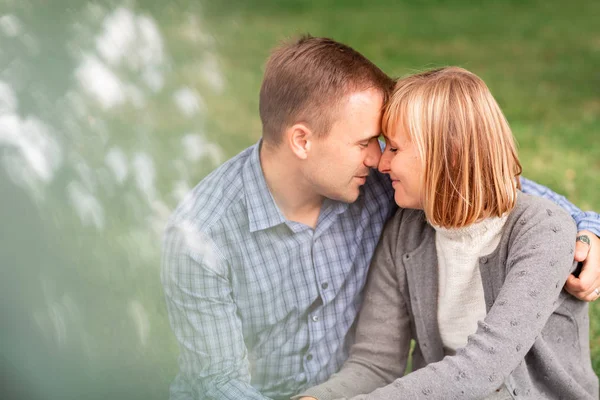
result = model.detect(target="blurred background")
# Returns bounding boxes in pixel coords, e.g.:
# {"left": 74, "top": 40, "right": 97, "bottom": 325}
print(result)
{"left": 0, "top": 0, "right": 598, "bottom": 399}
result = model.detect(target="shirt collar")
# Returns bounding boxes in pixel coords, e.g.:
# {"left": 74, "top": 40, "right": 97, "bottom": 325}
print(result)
{"left": 242, "top": 139, "right": 356, "bottom": 233}
{"left": 243, "top": 140, "right": 287, "bottom": 232}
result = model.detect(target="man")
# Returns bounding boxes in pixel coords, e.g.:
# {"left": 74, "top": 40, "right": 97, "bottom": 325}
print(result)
{"left": 161, "top": 35, "right": 600, "bottom": 400}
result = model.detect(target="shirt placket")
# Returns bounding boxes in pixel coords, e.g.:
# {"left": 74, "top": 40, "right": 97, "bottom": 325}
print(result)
{"left": 302, "top": 204, "right": 346, "bottom": 383}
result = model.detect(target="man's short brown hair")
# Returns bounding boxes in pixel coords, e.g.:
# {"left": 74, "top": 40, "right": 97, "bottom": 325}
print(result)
{"left": 259, "top": 35, "right": 394, "bottom": 145}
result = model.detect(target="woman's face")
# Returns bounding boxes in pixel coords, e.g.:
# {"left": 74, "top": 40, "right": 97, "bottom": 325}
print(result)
{"left": 378, "top": 127, "right": 424, "bottom": 209}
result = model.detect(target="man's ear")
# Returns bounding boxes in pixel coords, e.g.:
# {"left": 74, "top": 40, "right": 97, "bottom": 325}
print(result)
{"left": 286, "top": 123, "right": 314, "bottom": 160}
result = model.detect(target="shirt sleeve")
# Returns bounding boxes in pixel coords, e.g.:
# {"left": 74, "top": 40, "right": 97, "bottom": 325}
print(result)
{"left": 341, "top": 203, "right": 579, "bottom": 400}
{"left": 521, "top": 176, "right": 600, "bottom": 236}
{"left": 161, "top": 219, "right": 271, "bottom": 400}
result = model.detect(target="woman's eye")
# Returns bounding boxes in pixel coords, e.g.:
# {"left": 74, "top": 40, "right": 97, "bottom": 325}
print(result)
{"left": 359, "top": 142, "right": 369, "bottom": 148}
{"left": 388, "top": 146, "right": 398, "bottom": 153}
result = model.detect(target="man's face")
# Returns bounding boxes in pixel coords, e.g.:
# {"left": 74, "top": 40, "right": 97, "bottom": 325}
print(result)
{"left": 306, "top": 88, "right": 384, "bottom": 203}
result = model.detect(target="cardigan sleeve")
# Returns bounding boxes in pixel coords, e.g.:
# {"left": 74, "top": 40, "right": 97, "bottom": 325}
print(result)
{"left": 294, "top": 209, "right": 413, "bottom": 400}
{"left": 342, "top": 201, "right": 578, "bottom": 400}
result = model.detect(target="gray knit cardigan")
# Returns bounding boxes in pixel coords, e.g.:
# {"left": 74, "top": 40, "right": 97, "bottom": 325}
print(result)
{"left": 299, "top": 193, "right": 598, "bottom": 400}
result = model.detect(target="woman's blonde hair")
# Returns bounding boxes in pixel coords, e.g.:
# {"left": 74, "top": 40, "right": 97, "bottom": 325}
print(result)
{"left": 382, "top": 67, "right": 522, "bottom": 228}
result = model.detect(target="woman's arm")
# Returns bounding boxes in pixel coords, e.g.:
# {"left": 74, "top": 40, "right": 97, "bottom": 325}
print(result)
{"left": 294, "top": 210, "right": 413, "bottom": 400}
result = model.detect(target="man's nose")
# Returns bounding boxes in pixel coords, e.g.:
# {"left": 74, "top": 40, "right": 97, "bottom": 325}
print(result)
{"left": 364, "top": 139, "right": 382, "bottom": 169}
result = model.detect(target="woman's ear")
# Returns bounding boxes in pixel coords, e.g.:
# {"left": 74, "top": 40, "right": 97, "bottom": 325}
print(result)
{"left": 286, "top": 123, "right": 314, "bottom": 160}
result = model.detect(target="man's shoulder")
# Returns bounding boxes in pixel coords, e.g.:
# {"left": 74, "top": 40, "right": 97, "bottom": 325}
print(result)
{"left": 167, "top": 145, "right": 254, "bottom": 233}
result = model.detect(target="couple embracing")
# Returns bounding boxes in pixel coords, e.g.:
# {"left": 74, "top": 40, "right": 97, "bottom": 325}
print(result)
{"left": 162, "top": 35, "right": 600, "bottom": 399}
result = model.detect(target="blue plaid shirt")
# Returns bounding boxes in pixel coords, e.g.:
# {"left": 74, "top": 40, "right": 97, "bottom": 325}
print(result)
{"left": 161, "top": 141, "right": 600, "bottom": 400}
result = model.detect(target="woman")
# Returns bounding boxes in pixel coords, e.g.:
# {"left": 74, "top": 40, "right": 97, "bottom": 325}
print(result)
{"left": 296, "top": 67, "right": 598, "bottom": 399}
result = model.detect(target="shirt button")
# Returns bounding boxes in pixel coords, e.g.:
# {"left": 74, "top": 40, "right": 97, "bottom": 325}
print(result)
{"left": 311, "top": 315, "right": 319, "bottom": 322}
{"left": 321, "top": 282, "right": 329, "bottom": 290}
{"left": 306, "top": 353, "right": 313, "bottom": 361}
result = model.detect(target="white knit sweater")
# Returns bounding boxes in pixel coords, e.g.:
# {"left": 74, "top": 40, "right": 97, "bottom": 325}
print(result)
{"left": 434, "top": 215, "right": 508, "bottom": 354}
